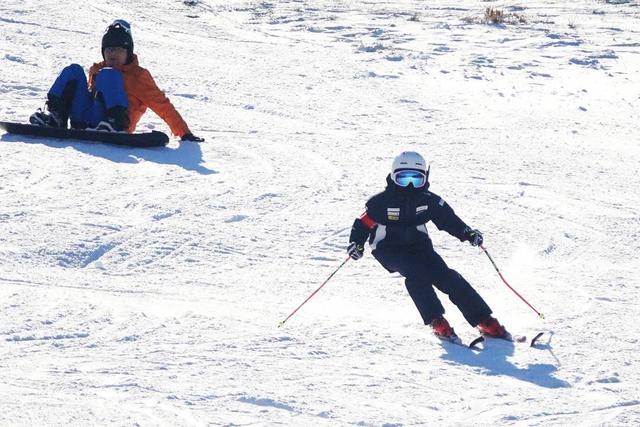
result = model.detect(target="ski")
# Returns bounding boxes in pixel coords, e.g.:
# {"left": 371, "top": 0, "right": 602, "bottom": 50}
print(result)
{"left": 438, "top": 334, "right": 484, "bottom": 350}
{"left": 468, "top": 335, "right": 485, "bottom": 348}
{"left": 530, "top": 331, "right": 544, "bottom": 347}
{"left": 505, "top": 332, "right": 528, "bottom": 343}
{"left": 482, "top": 331, "right": 545, "bottom": 347}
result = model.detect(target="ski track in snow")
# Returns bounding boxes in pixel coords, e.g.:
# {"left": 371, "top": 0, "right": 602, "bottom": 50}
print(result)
{"left": 1, "top": 0, "right": 639, "bottom": 425}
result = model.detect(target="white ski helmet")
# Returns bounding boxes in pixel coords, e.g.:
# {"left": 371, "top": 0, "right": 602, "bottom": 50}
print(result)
{"left": 391, "top": 151, "right": 429, "bottom": 187}
{"left": 391, "top": 151, "right": 426, "bottom": 173}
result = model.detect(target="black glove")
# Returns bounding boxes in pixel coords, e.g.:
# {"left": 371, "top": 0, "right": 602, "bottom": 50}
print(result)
{"left": 181, "top": 132, "right": 204, "bottom": 142}
{"left": 463, "top": 227, "right": 483, "bottom": 247}
{"left": 347, "top": 242, "right": 365, "bottom": 260}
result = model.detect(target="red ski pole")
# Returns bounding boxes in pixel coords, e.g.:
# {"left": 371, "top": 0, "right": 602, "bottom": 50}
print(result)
{"left": 278, "top": 256, "right": 351, "bottom": 327}
{"left": 480, "top": 244, "right": 545, "bottom": 319}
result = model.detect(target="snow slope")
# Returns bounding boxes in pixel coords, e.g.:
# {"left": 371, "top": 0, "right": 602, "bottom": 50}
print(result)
{"left": 1, "top": 0, "right": 639, "bottom": 425}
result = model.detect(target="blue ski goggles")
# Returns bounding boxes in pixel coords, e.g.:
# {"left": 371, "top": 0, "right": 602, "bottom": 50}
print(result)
{"left": 393, "top": 170, "right": 426, "bottom": 188}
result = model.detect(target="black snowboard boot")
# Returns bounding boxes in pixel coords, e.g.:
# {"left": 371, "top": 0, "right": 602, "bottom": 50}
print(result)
{"left": 29, "top": 79, "right": 77, "bottom": 128}
{"left": 92, "top": 106, "right": 129, "bottom": 132}
{"left": 29, "top": 95, "right": 68, "bottom": 128}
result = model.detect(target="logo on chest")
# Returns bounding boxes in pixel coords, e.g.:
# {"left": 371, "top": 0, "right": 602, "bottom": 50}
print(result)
{"left": 387, "top": 207, "right": 400, "bottom": 221}
{"left": 416, "top": 205, "right": 428, "bottom": 213}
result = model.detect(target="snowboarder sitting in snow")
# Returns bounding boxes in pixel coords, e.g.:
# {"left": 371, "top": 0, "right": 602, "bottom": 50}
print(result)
{"left": 347, "top": 151, "right": 507, "bottom": 339}
{"left": 29, "top": 19, "right": 202, "bottom": 141}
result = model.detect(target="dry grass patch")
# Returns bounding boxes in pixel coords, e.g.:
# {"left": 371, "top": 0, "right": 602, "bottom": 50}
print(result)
{"left": 464, "top": 7, "right": 527, "bottom": 25}
{"left": 484, "top": 7, "right": 505, "bottom": 23}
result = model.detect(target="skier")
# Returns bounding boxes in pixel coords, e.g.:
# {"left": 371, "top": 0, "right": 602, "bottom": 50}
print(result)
{"left": 29, "top": 19, "right": 202, "bottom": 141}
{"left": 347, "top": 151, "right": 507, "bottom": 339}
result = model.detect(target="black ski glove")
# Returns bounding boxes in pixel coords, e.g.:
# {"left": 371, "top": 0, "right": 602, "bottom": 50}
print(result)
{"left": 463, "top": 227, "right": 483, "bottom": 247}
{"left": 181, "top": 132, "right": 204, "bottom": 142}
{"left": 347, "top": 242, "right": 365, "bottom": 260}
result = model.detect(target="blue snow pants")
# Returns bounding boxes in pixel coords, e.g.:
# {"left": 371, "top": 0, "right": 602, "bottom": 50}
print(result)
{"left": 373, "top": 245, "right": 492, "bottom": 326}
{"left": 48, "top": 64, "right": 128, "bottom": 128}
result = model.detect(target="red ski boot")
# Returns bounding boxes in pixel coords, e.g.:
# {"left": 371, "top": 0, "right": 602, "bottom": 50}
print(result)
{"left": 430, "top": 317, "right": 456, "bottom": 338}
{"left": 477, "top": 316, "right": 507, "bottom": 338}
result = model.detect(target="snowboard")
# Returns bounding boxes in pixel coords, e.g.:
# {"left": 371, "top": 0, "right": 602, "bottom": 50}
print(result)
{"left": 0, "top": 121, "right": 169, "bottom": 148}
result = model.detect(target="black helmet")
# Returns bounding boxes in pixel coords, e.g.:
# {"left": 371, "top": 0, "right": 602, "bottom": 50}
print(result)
{"left": 101, "top": 20, "right": 134, "bottom": 63}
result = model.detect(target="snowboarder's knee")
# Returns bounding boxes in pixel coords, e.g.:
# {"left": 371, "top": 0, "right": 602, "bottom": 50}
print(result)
{"left": 61, "top": 63, "right": 85, "bottom": 78}
{"left": 95, "top": 67, "right": 124, "bottom": 84}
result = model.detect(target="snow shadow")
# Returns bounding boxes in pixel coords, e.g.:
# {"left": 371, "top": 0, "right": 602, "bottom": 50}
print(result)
{"left": 1, "top": 134, "right": 217, "bottom": 175}
{"left": 440, "top": 340, "right": 570, "bottom": 389}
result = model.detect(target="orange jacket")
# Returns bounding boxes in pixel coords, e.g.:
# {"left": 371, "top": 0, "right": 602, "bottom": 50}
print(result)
{"left": 88, "top": 55, "right": 190, "bottom": 137}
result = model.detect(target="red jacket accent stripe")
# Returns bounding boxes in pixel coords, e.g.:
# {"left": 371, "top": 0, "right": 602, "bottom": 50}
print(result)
{"left": 360, "top": 212, "right": 377, "bottom": 229}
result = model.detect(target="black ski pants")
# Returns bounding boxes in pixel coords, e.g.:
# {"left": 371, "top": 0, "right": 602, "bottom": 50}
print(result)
{"left": 373, "top": 245, "right": 492, "bottom": 326}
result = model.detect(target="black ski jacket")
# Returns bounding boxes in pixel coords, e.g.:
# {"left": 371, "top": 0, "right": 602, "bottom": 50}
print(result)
{"left": 349, "top": 175, "right": 470, "bottom": 253}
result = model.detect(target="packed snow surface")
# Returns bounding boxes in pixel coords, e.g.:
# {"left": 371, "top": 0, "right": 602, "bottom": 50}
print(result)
{"left": 1, "top": 0, "right": 639, "bottom": 425}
